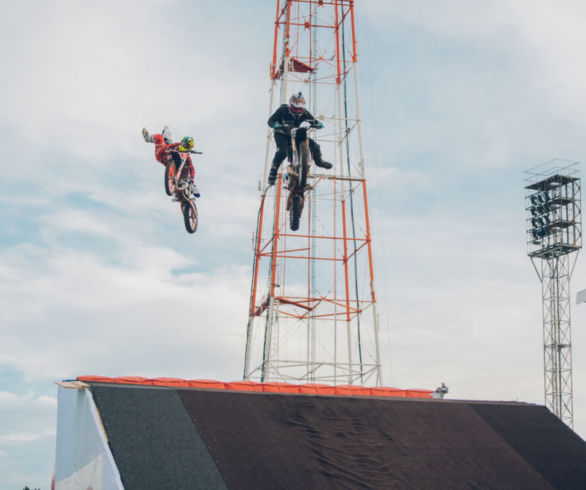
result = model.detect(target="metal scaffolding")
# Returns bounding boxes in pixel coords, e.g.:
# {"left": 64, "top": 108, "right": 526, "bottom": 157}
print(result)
{"left": 525, "top": 159, "right": 582, "bottom": 427}
{"left": 243, "top": 0, "right": 382, "bottom": 385}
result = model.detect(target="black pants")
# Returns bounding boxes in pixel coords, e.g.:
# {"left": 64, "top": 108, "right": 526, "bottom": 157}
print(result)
{"left": 272, "top": 132, "right": 322, "bottom": 168}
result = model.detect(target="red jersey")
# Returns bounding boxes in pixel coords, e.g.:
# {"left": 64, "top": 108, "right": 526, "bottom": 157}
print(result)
{"left": 152, "top": 134, "right": 195, "bottom": 180}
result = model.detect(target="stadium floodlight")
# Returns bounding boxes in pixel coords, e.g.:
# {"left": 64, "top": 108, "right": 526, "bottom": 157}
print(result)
{"left": 525, "top": 159, "right": 582, "bottom": 428}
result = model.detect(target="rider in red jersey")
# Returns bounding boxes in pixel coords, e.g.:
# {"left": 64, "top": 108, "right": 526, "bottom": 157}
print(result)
{"left": 142, "top": 126, "right": 199, "bottom": 196}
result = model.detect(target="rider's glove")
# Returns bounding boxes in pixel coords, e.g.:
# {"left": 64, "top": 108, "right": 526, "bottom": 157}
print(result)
{"left": 314, "top": 121, "right": 324, "bottom": 129}
{"left": 273, "top": 122, "right": 281, "bottom": 130}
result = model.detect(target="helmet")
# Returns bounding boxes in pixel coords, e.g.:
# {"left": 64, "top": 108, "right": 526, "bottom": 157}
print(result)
{"left": 179, "top": 136, "right": 194, "bottom": 152}
{"left": 288, "top": 92, "right": 306, "bottom": 115}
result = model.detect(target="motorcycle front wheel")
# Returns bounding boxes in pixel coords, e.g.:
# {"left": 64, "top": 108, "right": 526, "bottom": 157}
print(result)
{"left": 298, "top": 142, "right": 310, "bottom": 189}
{"left": 182, "top": 200, "right": 198, "bottom": 234}
{"left": 164, "top": 162, "right": 176, "bottom": 196}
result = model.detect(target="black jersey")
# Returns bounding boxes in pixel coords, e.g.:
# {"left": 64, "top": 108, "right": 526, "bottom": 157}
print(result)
{"left": 267, "top": 104, "right": 318, "bottom": 133}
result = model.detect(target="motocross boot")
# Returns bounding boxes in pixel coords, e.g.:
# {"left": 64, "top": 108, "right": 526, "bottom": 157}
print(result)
{"left": 315, "top": 160, "right": 333, "bottom": 170}
{"left": 162, "top": 125, "right": 173, "bottom": 144}
{"left": 268, "top": 161, "right": 281, "bottom": 186}
{"left": 142, "top": 127, "right": 153, "bottom": 143}
{"left": 313, "top": 149, "right": 333, "bottom": 169}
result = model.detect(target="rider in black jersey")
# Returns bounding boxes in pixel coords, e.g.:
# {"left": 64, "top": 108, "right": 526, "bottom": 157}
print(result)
{"left": 267, "top": 92, "right": 333, "bottom": 186}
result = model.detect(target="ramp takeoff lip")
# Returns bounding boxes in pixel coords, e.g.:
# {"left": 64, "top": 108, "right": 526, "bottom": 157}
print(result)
{"left": 76, "top": 375, "right": 434, "bottom": 398}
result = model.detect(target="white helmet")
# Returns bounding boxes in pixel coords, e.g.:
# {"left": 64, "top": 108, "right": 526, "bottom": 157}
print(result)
{"left": 288, "top": 92, "right": 306, "bottom": 115}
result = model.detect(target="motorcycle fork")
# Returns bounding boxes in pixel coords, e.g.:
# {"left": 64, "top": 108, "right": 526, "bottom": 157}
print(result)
{"left": 285, "top": 134, "right": 308, "bottom": 211}
{"left": 172, "top": 155, "right": 192, "bottom": 204}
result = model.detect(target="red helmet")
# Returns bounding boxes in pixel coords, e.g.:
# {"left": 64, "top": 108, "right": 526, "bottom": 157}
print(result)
{"left": 289, "top": 92, "right": 306, "bottom": 115}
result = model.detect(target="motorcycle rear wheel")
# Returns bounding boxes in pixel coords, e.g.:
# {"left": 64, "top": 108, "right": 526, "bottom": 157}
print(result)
{"left": 289, "top": 194, "right": 302, "bottom": 231}
{"left": 164, "top": 162, "right": 176, "bottom": 196}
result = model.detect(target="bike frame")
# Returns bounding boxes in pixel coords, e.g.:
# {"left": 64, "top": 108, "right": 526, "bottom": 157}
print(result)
{"left": 169, "top": 149, "right": 201, "bottom": 203}
{"left": 167, "top": 149, "right": 202, "bottom": 234}
{"left": 286, "top": 121, "right": 313, "bottom": 194}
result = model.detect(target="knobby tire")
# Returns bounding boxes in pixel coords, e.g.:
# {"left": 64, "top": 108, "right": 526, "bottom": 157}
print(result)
{"left": 288, "top": 143, "right": 309, "bottom": 231}
{"left": 183, "top": 200, "right": 198, "bottom": 234}
{"left": 290, "top": 194, "right": 302, "bottom": 231}
{"left": 164, "top": 162, "right": 176, "bottom": 196}
{"left": 299, "top": 142, "right": 310, "bottom": 189}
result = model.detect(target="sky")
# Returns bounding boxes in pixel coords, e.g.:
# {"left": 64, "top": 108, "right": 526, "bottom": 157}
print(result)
{"left": 1, "top": 0, "right": 586, "bottom": 487}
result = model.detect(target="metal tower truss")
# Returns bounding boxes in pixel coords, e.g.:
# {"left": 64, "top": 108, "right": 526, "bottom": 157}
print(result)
{"left": 525, "top": 159, "right": 582, "bottom": 427}
{"left": 244, "top": 0, "right": 382, "bottom": 385}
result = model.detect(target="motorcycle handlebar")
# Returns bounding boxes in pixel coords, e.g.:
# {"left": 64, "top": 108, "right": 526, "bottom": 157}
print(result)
{"left": 278, "top": 120, "right": 320, "bottom": 130}
{"left": 169, "top": 149, "right": 203, "bottom": 154}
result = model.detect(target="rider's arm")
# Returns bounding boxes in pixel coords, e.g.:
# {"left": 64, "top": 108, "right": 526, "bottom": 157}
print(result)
{"left": 302, "top": 110, "right": 322, "bottom": 127}
{"left": 188, "top": 157, "right": 195, "bottom": 180}
{"left": 267, "top": 105, "right": 288, "bottom": 128}
{"left": 303, "top": 109, "right": 314, "bottom": 122}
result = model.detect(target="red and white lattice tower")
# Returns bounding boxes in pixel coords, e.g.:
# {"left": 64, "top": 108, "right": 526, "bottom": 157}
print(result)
{"left": 244, "top": 0, "right": 381, "bottom": 385}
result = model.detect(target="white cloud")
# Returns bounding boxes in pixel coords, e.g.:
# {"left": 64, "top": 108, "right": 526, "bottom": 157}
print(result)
{"left": 370, "top": 204, "right": 586, "bottom": 431}
{"left": 359, "top": 1, "right": 586, "bottom": 172}
{"left": 0, "top": 431, "right": 54, "bottom": 444}
{"left": 0, "top": 391, "right": 56, "bottom": 408}
{"left": 365, "top": 165, "right": 433, "bottom": 193}
{"left": 0, "top": 236, "right": 250, "bottom": 381}
{"left": 0, "top": 1, "right": 270, "bottom": 177}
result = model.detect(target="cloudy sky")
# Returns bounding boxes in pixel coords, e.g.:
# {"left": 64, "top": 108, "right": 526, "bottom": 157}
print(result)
{"left": 2, "top": 0, "right": 586, "bottom": 487}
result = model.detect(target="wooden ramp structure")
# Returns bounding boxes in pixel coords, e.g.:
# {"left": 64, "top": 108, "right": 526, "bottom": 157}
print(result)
{"left": 54, "top": 377, "right": 586, "bottom": 489}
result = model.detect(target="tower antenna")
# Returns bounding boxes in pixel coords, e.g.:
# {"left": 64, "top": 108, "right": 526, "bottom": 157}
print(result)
{"left": 244, "top": 0, "right": 381, "bottom": 385}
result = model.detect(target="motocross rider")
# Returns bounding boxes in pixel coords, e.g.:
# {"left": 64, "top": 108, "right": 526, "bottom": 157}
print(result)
{"left": 142, "top": 126, "right": 200, "bottom": 197}
{"left": 267, "top": 92, "right": 333, "bottom": 186}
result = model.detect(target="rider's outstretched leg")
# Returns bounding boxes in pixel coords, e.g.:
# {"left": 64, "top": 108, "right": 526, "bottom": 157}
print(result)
{"left": 152, "top": 134, "right": 174, "bottom": 168}
{"left": 142, "top": 128, "right": 153, "bottom": 143}
{"left": 162, "top": 126, "right": 173, "bottom": 144}
{"left": 309, "top": 139, "right": 333, "bottom": 169}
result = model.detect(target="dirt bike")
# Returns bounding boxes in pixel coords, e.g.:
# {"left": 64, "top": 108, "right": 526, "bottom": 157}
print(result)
{"left": 164, "top": 149, "right": 202, "bottom": 234}
{"left": 281, "top": 120, "right": 320, "bottom": 231}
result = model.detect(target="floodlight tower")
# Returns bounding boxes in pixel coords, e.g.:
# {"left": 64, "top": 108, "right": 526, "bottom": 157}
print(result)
{"left": 525, "top": 159, "right": 582, "bottom": 427}
{"left": 243, "top": 0, "right": 382, "bottom": 385}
